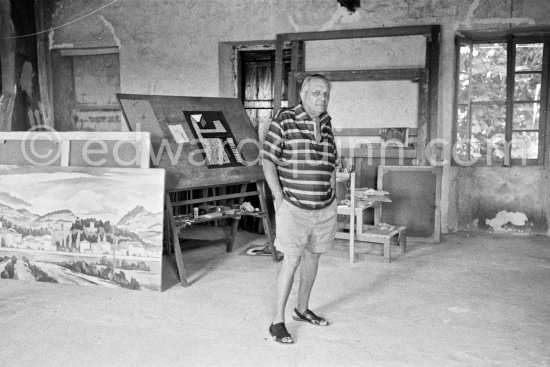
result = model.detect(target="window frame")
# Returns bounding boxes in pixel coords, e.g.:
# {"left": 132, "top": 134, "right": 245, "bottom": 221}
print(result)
{"left": 453, "top": 33, "right": 550, "bottom": 166}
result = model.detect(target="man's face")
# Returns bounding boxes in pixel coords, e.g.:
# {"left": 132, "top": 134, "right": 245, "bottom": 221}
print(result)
{"left": 300, "top": 78, "right": 330, "bottom": 119}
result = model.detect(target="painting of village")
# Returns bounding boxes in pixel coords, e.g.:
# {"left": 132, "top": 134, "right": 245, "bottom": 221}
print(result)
{"left": 0, "top": 165, "right": 165, "bottom": 291}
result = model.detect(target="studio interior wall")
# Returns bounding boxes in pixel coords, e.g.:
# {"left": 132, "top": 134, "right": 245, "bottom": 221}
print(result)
{"left": 42, "top": 0, "right": 550, "bottom": 235}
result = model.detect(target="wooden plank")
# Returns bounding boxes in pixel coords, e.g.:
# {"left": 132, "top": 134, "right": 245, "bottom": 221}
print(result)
{"left": 218, "top": 42, "right": 237, "bottom": 98}
{"left": 51, "top": 50, "right": 75, "bottom": 131}
{"left": 288, "top": 73, "right": 297, "bottom": 107}
{"left": 292, "top": 69, "right": 423, "bottom": 82}
{"left": 353, "top": 157, "right": 361, "bottom": 184}
{"left": 334, "top": 128, "right": 419, "bottom": 136}
{"left": 433, "top": 166, "right": 442, "bottom": 243}
{"left": 139, "top": 135, "right": 151, "bottom": 168}
{"left": 459, "top": 27, "right": 550, "bottom": 41}
{"left": 334, "top": 128, "right": 380, "bottom": 136}
{"left": 171, "top": 190, "right": 260, "bottom": 206}
{"left": 356, "top": 231, "right": 400, "bottom": 242}
{"left": 339, "top": 147, "right": 417, "bottom": 159}
{"left": 35, "top": 0, "right": 54, "bottom": 128}
{"left": 0, "top": 131, "right": 150, "bottom": 140}
{"left": 417, "top": 69, "right": 429, "bottom": 164}
{"left": 226, "top": 184, "right": 248, "bottom": 252}
{"left": 337, "top": 204, "right": 375, "bottom": 216}
{"left": 426, "top": 26, "right": 441, "bottom": 143}
{"left": 164, "top": 204, "right": 173, "bottom": 255}
{"left": 60, "top": 139, "right": 70, "bottom": 167}
{"left": 0, "top": 132, "right": 151, "bottom": 169}
{"left": 273, "top": 36, "right": 285, "bottom": 113}
{"left": 278, "top": 25, "right": 436, "bottom": 42}
{"left": 58, "top": 47, "right": 119, "bottom": 56}
{"left": 288, "top": 42, "right": 299, "bottom": 106}
{"left": 505, "top": 35, "right": 515, "bottom": 166}
{"left": 349, "top": 172, "right": 355, "bottom": 263}
{"left": 543, "top": 42, "right": 550, "bottom": 233}
{"left": 166, "top": 194, "right": 188, "bottom": 287}
{"left": 257, "top": 180, "right": 279, "bottom": 262}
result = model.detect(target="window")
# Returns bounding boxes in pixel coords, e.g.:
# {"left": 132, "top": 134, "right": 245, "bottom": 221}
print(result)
{"left": 455, "top": 36, "right": 548, "bottom": 165}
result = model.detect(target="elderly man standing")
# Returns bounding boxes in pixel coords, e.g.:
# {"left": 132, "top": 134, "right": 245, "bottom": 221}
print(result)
{"left": 262, "top": 74, "right": 338, "bottom": 344}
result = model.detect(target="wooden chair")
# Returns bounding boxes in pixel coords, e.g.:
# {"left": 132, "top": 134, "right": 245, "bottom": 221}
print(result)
{"left": 335, "top": 171, "right": 406, "bottom": 263}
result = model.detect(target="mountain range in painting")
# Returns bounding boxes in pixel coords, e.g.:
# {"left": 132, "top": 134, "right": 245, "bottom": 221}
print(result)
{"left": 0, "top": 199, "right": 160, "bottom": 235}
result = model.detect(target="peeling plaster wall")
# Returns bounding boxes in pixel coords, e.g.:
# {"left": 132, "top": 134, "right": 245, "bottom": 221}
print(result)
{"left": 455, "top": 167, "right": 548, "bottom": 234}
{"left": 42, "top": 0, "right": 550, "bottom": 235}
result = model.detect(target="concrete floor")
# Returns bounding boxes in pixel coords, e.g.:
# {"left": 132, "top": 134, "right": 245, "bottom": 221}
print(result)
{"left": 0, "top": 230, "right": 549, "bottom": 367}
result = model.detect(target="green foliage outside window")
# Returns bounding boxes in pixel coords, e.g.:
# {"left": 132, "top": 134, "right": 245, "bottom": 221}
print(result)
{"left": 456, "top": 40, "right": 545, "bottom": 164}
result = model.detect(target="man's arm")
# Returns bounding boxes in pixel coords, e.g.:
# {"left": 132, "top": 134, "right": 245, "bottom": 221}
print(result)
{"left": 262, "top": 159, "right": 284, "bottom": 211}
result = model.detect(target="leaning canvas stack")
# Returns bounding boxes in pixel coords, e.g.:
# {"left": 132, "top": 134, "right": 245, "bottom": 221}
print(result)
{"left": 0, "top": 132, "right": 166, "bottom": 291}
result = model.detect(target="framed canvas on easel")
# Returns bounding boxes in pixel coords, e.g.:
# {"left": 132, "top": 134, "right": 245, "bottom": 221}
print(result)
{"left": 117, "top": 93, "right": 277, "bottom": 287}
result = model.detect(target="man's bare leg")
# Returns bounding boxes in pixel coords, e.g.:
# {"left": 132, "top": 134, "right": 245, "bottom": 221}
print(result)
{"left": 296, "top": 249, "right": 321, "bottom": 313}
{"left": 273, "top": 254, "right": 301, "bottom": 324}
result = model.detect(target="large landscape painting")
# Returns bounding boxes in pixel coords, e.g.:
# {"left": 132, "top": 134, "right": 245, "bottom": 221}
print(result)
{"left": 0, "top": 165, "right": 165, "bottom": 291}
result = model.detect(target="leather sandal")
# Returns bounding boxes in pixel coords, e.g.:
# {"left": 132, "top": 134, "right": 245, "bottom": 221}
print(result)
{"left": 269, "top": 322, "right": 294, "bottom": 344}
{"left": 293, "top": 308, "right": 329, "bottom": 326}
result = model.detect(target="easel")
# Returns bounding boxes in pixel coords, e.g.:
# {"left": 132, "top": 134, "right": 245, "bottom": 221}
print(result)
{"left": 117, "top": 93, "right": 279, "bottom": 288}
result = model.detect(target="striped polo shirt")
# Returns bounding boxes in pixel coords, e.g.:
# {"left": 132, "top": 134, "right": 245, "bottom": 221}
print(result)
{"left": 262, "top": 104, "right": 338, "bottom": 210}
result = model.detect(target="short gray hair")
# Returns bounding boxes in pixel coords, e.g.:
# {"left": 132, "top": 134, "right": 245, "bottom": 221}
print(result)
{"left": 300, "top": 74, "right": 332, "bottom": 94}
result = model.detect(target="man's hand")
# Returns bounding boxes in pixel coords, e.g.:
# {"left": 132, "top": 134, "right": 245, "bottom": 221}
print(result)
{"left": 274, "top": 194, "right": 283, "bottom": 212}
{"left": 263, "top": 159, "right": 285, "bottom": 213}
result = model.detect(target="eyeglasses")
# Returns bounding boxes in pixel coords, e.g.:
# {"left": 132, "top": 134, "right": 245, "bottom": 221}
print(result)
{"left": 311, "top": 91, "right": 330, "bottom": 98}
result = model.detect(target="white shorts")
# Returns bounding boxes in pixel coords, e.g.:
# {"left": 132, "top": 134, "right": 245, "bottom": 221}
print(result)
{"left": 274, "top": 199, "right": 337, "bottom": 256}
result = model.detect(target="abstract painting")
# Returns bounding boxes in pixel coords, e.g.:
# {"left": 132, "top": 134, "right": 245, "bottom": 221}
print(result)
{"left": 183, "top": 111, "right": 245, "bottom": 168}
{"left": 0, "top": 165, "right": 165, "bottom": 291}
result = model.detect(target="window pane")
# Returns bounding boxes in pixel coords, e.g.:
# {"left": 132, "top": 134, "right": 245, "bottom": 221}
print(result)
{"left": 471, "top": 104, "right": 506, "bottom": 161}
{"left": 458, "top": 73, "right": 470, "bottom": 102}
{"left": 514, "top": 73, "right": 541, "bottom": 100}
{"left": 512, "top": 132, "right": 539, "bottom": 159}
{"left": 513, "top": 103, "right": 540, "bottom": 130}
{"left": 515, "top": 43, "right": 543, "bottom": 72}
{"left": 470, "top": 43, "right": 507, "bottom": 101}
{"left": 459, "top": 45, "right": 471, "bottom": 73}
{"left": 455, "top": 142, "right": 469, "bottom": 161}
{"left": 456, "top": 105, "right": 469, "bottom": 161}
{"left": 457, "top": 105, "right": 469, "bottom": 140}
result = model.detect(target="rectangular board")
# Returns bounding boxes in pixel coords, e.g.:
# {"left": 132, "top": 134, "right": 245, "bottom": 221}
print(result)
{"left": 117, "top": 94, "right": 264, "bottom": 191}
{"left": 0, "top": 132, "right": 150, "bottom": 168}
{"left": 377, "top": 165, "right": 441, "bottom": 243}
{"left": 0, "top": 165, "right": 165, "bottom": 291}
{"left": 328, "top": 80, "right": 419, "bottom": 129}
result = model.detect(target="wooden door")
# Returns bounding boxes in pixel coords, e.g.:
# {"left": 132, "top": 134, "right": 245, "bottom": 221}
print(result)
{"left": 239, "top": 50, "right": 291, "bottom": 142}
